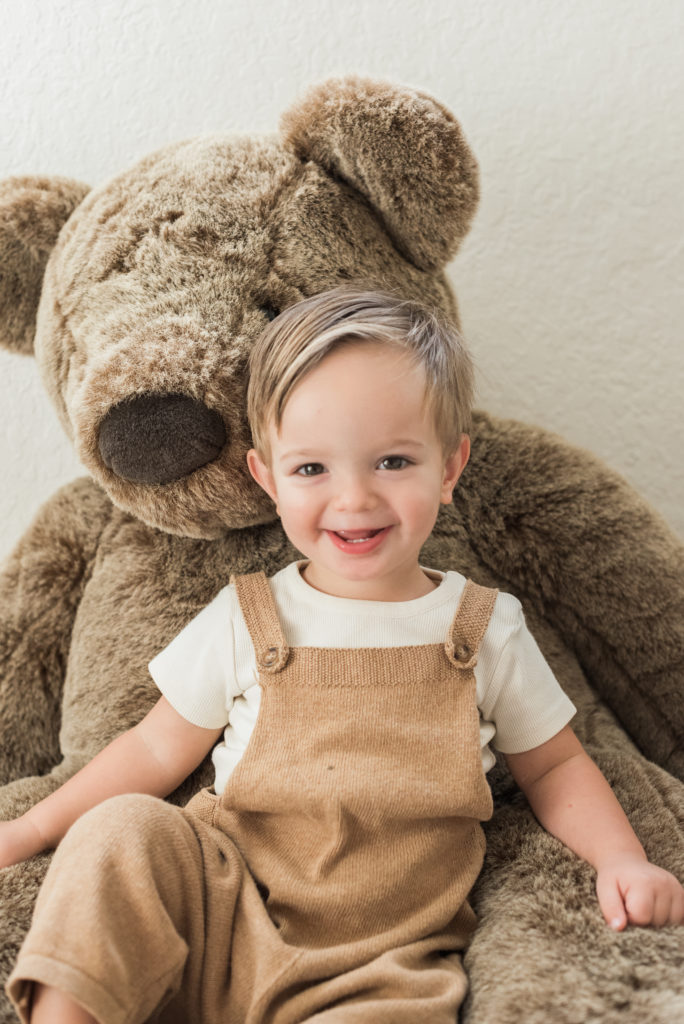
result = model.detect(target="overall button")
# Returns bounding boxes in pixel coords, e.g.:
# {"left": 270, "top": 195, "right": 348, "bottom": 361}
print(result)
{"left": 257, "top": 644, "right": 289, "bottom": 672}
{"left": 454, "top": 643, "right": 472, "bottom": 663}
{"left": 446, "top": 638, "right": 476, "bottom": 667}
{"left": 260, "top": 647, "right": 278, "bottom": 667}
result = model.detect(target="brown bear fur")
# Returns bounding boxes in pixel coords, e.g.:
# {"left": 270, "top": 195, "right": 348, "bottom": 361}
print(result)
{"left": 0, "top": 76, "right": 682, "bottom": 1022}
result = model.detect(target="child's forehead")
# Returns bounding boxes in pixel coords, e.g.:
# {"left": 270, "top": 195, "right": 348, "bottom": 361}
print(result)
{"left": 290, "top": 346, "right": 425, "bottom": 408}
{"left": 296, "top": 340, "right": 425, "bottom": 395}
{"left": 274, "top": 356, "right": 435, "bottom": 446}
{"left": 259, "top": 339, "right": 440, "bottom": 460}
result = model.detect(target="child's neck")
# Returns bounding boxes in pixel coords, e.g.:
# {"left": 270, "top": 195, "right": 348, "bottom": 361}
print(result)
{"left": 300, "top": 562, "right": 439, "bottom": 602}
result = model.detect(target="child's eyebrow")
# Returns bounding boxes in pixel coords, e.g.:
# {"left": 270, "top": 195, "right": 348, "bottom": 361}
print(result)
{"left": 279, "top": 449, "right": 321, "bottom": 460}
{"left": 384, "top": 439, "right": 427, "bottom": 449}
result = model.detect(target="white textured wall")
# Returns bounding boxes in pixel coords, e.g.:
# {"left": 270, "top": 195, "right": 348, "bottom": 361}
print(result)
{"left": 1, "top": 0, "right": 682, "bottom": 563}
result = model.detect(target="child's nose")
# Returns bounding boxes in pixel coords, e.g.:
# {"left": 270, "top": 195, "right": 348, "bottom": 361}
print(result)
{"left": 333, "top": 474, "right": 377, "bottom": 512}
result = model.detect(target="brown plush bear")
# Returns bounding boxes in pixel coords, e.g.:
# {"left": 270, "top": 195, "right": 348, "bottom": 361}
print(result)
{"left": 0, "top": 76, "right": 682, "bottom": 1022}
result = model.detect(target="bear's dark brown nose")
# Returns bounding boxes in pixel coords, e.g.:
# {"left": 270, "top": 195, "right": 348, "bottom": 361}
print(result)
{"left": 98, "top": 394, "right": 227, "bottom": 485}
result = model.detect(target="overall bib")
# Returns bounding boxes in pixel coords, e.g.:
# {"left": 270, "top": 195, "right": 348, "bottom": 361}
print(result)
{"left": 8, "top": 573, "right": 496, "bottom": 1024}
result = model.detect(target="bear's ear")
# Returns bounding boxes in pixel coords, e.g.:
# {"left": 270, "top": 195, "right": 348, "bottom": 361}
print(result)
{"left": 280, "top": 76, "right": 479, "bottom": 272}
{"left": 0, "top": 175, "right": 90, "bottom": 355}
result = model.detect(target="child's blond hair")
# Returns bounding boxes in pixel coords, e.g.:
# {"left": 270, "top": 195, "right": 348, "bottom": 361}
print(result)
{"left": 247, "top": 287, "right": 474, "bottom": 459}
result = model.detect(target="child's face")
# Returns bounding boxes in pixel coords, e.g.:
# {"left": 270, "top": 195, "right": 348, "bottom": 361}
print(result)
{"left": 247, "top": 343, "right": 469, "bottom": 601}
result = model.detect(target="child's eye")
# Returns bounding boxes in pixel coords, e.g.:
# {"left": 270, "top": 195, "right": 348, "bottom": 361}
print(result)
{"left": 295, "top": 463, "right": 325, "bottom": 477}
{"left": 378, "top": 456, "right": 411, "bottom": 471}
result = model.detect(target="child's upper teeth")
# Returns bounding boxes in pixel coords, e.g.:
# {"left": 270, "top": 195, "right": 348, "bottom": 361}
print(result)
{"left": 337, "top": 530, "right": 379, "bottom": 542}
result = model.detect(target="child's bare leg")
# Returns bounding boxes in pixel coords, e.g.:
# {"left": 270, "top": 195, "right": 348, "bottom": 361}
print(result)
{"left": 30, "top": 983, "right": 98, "bottom": 1024}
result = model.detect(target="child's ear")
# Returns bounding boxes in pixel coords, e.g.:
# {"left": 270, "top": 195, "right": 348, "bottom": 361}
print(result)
{"left": 440, "top": 435, "right": 470, "bottom": 503}
{"left": 247, "top": 449, "right": 278, "bottom": 505}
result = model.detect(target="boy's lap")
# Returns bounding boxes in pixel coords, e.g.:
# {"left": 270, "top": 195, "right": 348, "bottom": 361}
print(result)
{"left": 43, "top": 795, "right": 469, "bottom": 1023}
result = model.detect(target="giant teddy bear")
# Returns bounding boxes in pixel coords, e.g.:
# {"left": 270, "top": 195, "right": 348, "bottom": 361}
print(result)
{"left": 0, "top": 76, "right": 683, "bottom": 1023}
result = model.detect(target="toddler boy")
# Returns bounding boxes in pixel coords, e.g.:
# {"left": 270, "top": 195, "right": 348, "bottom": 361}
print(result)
{"left": 3, "top": 288, "right": 683, "bottom": 1024}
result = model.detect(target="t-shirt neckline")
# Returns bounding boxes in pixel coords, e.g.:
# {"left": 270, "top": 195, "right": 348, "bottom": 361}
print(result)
{"left": 281, "top": 560, "right": 462, "bottom": 619}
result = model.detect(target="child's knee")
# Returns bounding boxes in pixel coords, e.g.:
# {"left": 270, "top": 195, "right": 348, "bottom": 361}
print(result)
{"left": 57, "top": 793, "right": 182, "bottom": 864}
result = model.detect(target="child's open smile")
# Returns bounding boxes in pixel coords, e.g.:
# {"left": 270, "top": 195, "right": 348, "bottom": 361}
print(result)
{"left": 248, "top": 341, "right": 469, "bottom": 601}
{"left": 326, "top": 526, "right": 392, "bottom": 554}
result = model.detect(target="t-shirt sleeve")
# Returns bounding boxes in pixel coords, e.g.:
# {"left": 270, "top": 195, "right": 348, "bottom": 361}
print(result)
{"left": 148, "top": 588, "right": 237, "bottom": 729}
{"left": 480, "top": 597, "right": 576, "bottom": 754}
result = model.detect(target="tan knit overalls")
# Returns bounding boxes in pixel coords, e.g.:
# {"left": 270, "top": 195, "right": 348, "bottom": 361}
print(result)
{"left": 8, "top": 573, "right": 496, "bottom": 1024}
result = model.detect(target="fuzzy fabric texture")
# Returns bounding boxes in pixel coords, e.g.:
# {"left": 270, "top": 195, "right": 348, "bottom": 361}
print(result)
{"left": 0, "top": 76, "right": 682, "bottom": 1022}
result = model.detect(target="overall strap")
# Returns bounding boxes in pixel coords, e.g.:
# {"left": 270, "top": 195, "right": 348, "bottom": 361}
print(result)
{"left": 231, "top": 572, "right": 290, "bottom": 673}
{"left": 445, "top": 579, "right": 498, "bottom": 670}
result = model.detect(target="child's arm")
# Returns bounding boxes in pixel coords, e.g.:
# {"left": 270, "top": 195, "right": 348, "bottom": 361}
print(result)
{"left": 505, "top": 725, "right": 684, "bottom": 930}
{"left": 0, "top": 696, "right": 223, "bottom": 869}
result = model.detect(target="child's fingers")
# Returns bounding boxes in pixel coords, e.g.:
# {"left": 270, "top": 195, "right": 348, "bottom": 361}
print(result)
{"left": 670, "top": 887, "right": 684, "bottom": 926}
{"left": 624, "top": 884, "right": 655, "bottom": 927}
{"left": 598, "top": 864, "right": 684, "bottom": 929}
{"left": 649, "top": 888, "right": 674, "bottom": 929}
{"left": 625, "top": 878, "right": 684, "bottom": 927}
{"left": 658, "top": 882, "right": 684, "bottom": 927}
{"left": 596, "top": 873, "right": 627, "bottom": 930}
{"left": 655, "top": 883, "right": 684, "bottom": 927}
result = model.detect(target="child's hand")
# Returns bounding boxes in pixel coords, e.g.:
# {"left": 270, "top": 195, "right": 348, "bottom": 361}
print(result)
{"left": 507, "top": 729, "right": 684, "bottom": 932}
{"left": 596, "top": 854, "right": 684, "bottom": 930}
{"left": 0, "top": 816, "right": 44, "bottom": 870}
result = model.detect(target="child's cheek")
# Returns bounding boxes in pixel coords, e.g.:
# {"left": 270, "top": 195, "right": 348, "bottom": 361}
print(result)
{"left": 281, "top": 482, "right": 318, "bottom": 516}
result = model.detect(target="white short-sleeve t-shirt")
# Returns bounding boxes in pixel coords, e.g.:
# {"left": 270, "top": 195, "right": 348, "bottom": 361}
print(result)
{"left": 149, "top": 562, "right": 576, "bottom": 795}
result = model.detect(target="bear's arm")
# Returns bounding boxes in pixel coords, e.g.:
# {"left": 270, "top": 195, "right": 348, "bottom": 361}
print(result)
{"left": 457, "top": 411, "right": 684, "bottom": 780}
{"left": 0, "top": 478, "right": 113, "bottom": 785}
